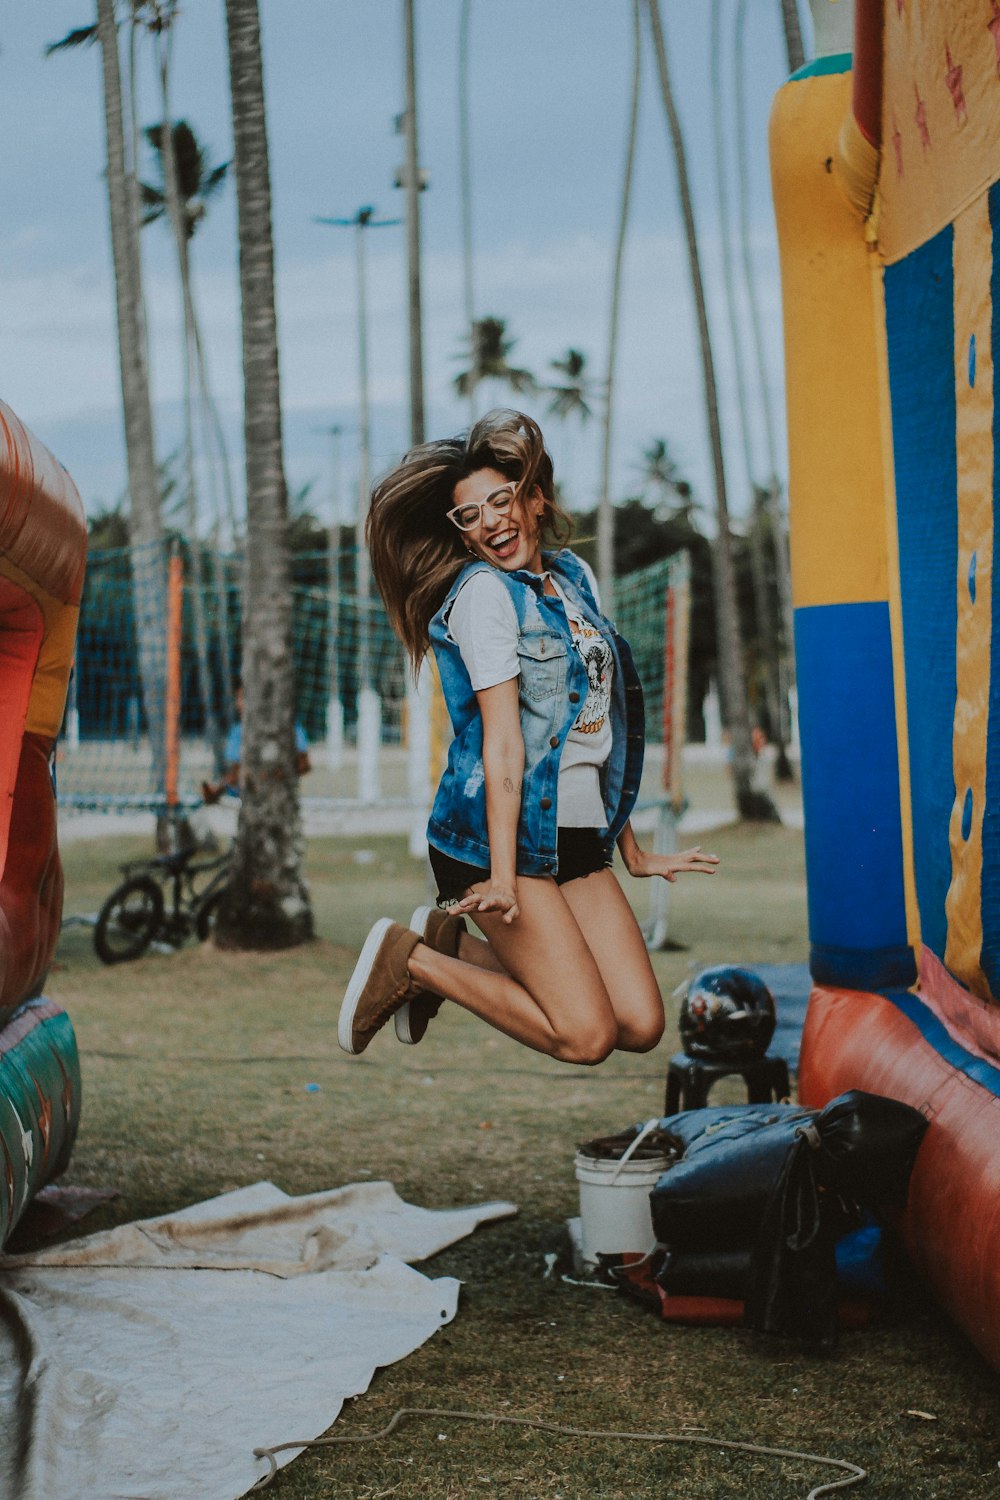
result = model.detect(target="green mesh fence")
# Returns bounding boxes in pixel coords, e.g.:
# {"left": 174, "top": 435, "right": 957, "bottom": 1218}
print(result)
{"left": 613, "top": 553, "right": 684, "bottom": 748}
{"left": 57, "top": 544, "right": 682, "bottom": 812}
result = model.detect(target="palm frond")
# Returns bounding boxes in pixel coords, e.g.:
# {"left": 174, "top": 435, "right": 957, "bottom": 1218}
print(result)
{"left": 547, "top": 387, "right": 592, "bottom": 421}
{"left": 44, "top": 25, "right": 98, "bottom": 56}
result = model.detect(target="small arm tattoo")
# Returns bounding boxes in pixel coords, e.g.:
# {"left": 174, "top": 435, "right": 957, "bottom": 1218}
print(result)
{"left": 502, "top": 776, "right": 522, "bottom": 794}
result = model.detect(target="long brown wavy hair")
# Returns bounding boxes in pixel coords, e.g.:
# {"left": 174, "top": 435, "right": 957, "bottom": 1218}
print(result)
{"left": 367, "top": 410, "right": 573, "bottom": 668}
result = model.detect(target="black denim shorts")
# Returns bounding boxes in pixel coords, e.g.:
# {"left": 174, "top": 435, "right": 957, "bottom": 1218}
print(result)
{"left": 428, "top": 827, "right": 613, "bottom": 905}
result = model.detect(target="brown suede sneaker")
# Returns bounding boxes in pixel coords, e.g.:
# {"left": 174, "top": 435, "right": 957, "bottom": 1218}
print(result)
{"left": 394, "top": 905, "right": 467, "bottom": 1044}
{"left": 338, "top": 918, "right": 422, "bottom": 1055}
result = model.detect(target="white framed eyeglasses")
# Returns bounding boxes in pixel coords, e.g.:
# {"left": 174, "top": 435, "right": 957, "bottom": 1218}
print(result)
{"left": 446, "top": 483, "right": 517, "bottom": 532}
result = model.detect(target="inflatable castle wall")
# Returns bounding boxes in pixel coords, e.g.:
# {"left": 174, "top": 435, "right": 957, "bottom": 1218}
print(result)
{"left": 0, "top": 403, "right": 86, "bottom": 1245}
{"left": 771, "top": 0, "right": 1000, "bottom": 1367}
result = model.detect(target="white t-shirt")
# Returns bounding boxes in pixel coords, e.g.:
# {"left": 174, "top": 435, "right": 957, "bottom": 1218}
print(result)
{"left": 447, "top": 561, "right": 613, "bottom": 827}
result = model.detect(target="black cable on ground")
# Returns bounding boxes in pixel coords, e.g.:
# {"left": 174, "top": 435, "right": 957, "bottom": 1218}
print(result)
{"left": 250, "top": 1404, "right": 867, "bottom": 1498}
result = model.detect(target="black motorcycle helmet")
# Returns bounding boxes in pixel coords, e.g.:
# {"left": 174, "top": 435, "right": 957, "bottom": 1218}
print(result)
{"left": 679, "top": 966, "right": 776, "bottom": 1061}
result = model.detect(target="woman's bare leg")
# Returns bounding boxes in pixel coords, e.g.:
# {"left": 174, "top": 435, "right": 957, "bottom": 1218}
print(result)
{"left": 408, "top": 875, "right": 618, "bottom": 1064}
{"left": 454, "top": 923, "right": 506, "bottom": 973}
{"left": 558, "top": 868, "right": 664, "bottom": 1052}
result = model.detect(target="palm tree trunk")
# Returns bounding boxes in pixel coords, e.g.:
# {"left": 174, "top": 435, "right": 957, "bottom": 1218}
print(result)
{"left": 779, "top": 0, "right": 806, "bottom": 74}
{"left": 736, "top": 0, "right": 796, "bottom": 776}
{"left": 458, "top": 0, "right": 477, "bottom": 426}
{"left": 96, "top": 0, "right": 169, "bottom": 814}
{"left": 711, "top": 0, "right": 785, "bottom": 768}
{"left": 598, "top": 0, "right": 642, "bottom": 616}
{"left": 156, "top": 31, "right": 224, "bottom": 774}
{"left": 402, "top": 0, "right": 425, "bottom": 447}
{"left": 187, "top": 274, "right": 239, "bottom": 729}
{"left": 645, "top": 0, "right": 778, "bottom": 820}
{"left": 218, "top": 0, "right": 312, "bottom": 948}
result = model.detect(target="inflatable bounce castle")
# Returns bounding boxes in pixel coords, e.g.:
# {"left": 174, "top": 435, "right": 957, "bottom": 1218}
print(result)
{"left": 0, "top": 402, "right": 85, "bottom": 1246}
{"left": 772, "top": 0, "right": 1000, "bottom": 1367}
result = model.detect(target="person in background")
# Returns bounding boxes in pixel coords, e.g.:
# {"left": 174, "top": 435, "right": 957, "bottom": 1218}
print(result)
{"left": 338, "top": 410, "right": 718, "bottom": 1062}
{"left": 201, "top": 676, "right": 311, "bottom": 804}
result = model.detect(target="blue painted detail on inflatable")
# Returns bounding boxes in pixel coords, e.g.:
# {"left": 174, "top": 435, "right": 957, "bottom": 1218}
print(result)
{"left": 789, "top": 52, "right": 851, "bottom": 81}
{"left": 795, "top": 601, "right": 912, "bottom": 989}
{"left": 885, "top": 226, "right": 957, "bottom": 965}
{"left": 969, "top": 333, "right": 977, "bottom": 388}
{"left": 883, "top": 988, "right": 1000, "bottom": 1099}
{"left": 969, "top": 550, "right": 977, "bottom": 603}
{"left": 810, "top": 941, "right": 916, "bottom": 992}
{"left": 981, "top": 180, "right": 1000, "bottom": 997}
{"left": 962, "top": 787, "right": 973, "bottom": 841}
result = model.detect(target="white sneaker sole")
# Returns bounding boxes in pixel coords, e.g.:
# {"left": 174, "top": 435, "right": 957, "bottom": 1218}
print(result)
{"left": 394, "top": 905, "right": 433, "bottom": 1044}
{"left": 338, "top": 916, "right": 395, "bottom": 1054}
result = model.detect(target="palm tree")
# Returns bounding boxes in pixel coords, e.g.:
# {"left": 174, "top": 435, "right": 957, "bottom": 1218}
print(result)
{"left": 598, "top": 0, "right": 642, "bottom": 613}
{"left": 735, "top": 0, "right": 796, "bottom": 775}
{"left": 548, "top": 348, "right": 596, "bottom": 503}
{"left": 454, "top": 316, "right": 536, "bottom": 405}
{"left": 142, "top": 115, "right": 233, "bottom": 541}
{"left": 710, "top": 0, "right": 788, "bottom": 777}
{"left": 547, "top": 349, "right": 596, "bottom": 424}
{"left": 142, "top": 111, "right": 237, "bottom": 739}
{"left": 216, "top": 0, "right": 312, "bottom": 948}
{"left": 144, "top": 106, "right": 222, "bottom": 776}
{"left": 645, "top": 0, "right": 777, "bottom": 820}
{"left": 141, "top": 120, "right": 229, "bottom": 238}
{"left": 457, "top": 0, "right": 477, "bottom": 425}
{"left": 639, "top": 438, "right": 699, "bottom": 524}
{"left": 90, "top": 0, "right": 171, "bottom": 827}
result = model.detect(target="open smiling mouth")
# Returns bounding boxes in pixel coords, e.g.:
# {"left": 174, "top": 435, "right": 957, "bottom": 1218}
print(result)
{"left": 485, "top": 529, "right": 518, "bottom": 558}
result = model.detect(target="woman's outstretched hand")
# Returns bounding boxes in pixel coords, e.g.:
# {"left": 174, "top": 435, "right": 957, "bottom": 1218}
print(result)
{"left": 624, "top": 844, "right": 720, "bottom": 882}
{"left": 454, "top": 879, "right": 520, "bottom": 924}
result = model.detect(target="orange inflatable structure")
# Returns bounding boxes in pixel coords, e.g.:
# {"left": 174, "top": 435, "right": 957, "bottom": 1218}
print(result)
{"left": 0, "top": 401, "right": 86, "bottom": 1244}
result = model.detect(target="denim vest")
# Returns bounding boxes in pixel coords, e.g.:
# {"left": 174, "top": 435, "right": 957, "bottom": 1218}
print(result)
{"left": 426, "top": 549, "right": 645, "bottom": 877}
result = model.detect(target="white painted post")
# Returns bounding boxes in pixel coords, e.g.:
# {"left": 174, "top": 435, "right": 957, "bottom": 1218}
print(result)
{"left": 325, "top": 695, "right": 345, "bottom": 771}
{"left": 357, "top": 686, "right": 382, "bottom": 803}
{"left": 704, "top": 680, "right": 723, "bottom": 750}
{"left": 644, "top": 800, "right": 678, "bottom": 950}
{"left": 789, "top": 684, "right": 800, "bottom": 758}
{"left": 406, "top": 663, "right": 432, "bottom": 858}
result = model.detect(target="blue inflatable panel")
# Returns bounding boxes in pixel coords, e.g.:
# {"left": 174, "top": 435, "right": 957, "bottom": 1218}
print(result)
{"left": 795, "top": 600, "right": 914, "bottom": 989}
{"left": 882, "top": 987, "right": 1000, "bottom": 1098}
{"left": 885, "top": 225, "right": 957, "bottom": 966}
{"left": 810, "top": 941, "right": 916, "bottom": 993}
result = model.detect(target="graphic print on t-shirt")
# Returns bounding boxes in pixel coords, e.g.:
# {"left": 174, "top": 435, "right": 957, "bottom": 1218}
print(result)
{"left": 569, "top": 618, "right": 613, "bottom": 735}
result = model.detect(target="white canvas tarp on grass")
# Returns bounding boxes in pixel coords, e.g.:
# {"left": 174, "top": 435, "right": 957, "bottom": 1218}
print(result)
{"left": 0, "top": 1179, "right": 516, "bottom": 1500}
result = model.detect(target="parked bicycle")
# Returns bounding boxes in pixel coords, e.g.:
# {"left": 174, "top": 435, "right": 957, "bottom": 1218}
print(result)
{"left": 93, "top": 843, "right": 233, "bottom": 965}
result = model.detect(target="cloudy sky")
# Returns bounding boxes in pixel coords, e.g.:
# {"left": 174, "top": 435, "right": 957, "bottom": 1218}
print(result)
{"left": 2, "top": 1, "right": 804, "bottom": 532}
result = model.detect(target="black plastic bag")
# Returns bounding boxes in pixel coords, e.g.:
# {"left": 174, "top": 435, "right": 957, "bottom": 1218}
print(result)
{"left": 650, "top": 1103, "right": 813, "bottom": 1252}
{"left": 744, "top": 1090, "right": 927, "bottom": 1351}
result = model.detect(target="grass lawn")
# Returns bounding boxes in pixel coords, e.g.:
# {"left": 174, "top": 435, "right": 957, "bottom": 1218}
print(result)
{"left": 45, "top": 820, "right": 999, "bottom": 1498}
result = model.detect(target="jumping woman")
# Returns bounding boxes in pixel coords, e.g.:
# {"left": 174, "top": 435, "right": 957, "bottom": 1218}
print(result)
{"left": 338, "top": 411, "right": 718, "bottom": 1064}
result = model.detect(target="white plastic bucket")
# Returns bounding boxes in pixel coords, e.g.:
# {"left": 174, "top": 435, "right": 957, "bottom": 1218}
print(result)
{"left": 574, "top": 1143, "right": 669, "bottom": 1267}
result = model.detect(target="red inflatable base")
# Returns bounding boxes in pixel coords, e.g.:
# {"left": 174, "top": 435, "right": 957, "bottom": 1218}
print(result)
{"left": 799, "top": 985, "right": 1000, "bottom": 1371}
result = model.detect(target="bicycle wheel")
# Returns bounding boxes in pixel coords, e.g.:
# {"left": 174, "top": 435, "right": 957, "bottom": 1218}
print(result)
{"left": 195, "top": 889, "right": 225, "bottom": 942}
{"left": 94, "top": 875, "right": 165, "bottom": 965}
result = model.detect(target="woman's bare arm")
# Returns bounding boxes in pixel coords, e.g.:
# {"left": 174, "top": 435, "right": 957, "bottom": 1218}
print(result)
{"left": 617, "top": 820, "right": 719, "bottom": 880}
{"left": 452, "top": 677, "right": 524, "bottom": 923}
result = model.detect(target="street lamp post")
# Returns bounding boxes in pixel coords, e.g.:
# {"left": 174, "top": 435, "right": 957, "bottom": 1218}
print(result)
{"left": 315, "top": 206, "right": 399, "bottom": 802}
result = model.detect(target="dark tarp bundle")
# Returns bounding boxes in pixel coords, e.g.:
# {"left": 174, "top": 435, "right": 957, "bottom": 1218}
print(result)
{"left": 641, "top": 1090, "right": 926, "bottom": 1350}
{"left": 744, "top": 1090, "right": 927, "bottom": 1350}
{"left": 650, "top": 1102, "right": 813, "bottom": 1252}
